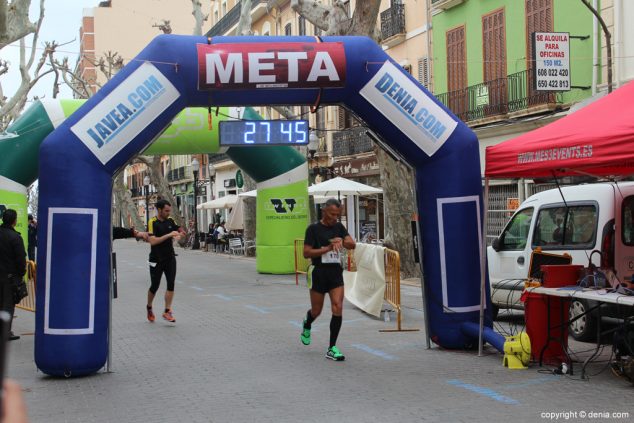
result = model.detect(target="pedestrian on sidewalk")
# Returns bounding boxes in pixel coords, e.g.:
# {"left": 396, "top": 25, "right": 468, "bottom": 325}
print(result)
{"left": 300, "top": 198, "right": 355, "bottom": 361}
{"left": 146, "top": 200, "right": 185, "bottom": 323}
{"left": 27, "top": 214, "right": 37, "bottom": 261}
{"left": 0, "top": 209, "right": 26, "bottom": 341}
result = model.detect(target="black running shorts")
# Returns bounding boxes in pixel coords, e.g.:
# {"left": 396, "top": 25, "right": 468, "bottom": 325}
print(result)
{"left": 311, "top": 265, "right": 344, "bottom": 294}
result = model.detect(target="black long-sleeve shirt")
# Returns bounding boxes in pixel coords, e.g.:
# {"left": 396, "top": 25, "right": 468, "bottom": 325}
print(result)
{"left": 0, "top": 224, "right": 26, "bottom": 278}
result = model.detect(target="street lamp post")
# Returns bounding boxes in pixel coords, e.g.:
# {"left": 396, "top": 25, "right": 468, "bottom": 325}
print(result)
{"left": 191, "top": 158, "right": 201, "bottom": 250}
{"left": 307, "top": 132, "right": 319, "bottom": 222}
{"left": 208, "top": 162, "right": 216, "bottom": 225}
{"left": 308, "top": 130, "right": 319, "bottom": 167}
{"left": 143, "top": 175, "right": 151, "bottom": 230}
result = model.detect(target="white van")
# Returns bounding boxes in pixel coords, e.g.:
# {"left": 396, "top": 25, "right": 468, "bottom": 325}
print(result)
{"left": 487, "top": 182, "right": 634, "bottom": 341}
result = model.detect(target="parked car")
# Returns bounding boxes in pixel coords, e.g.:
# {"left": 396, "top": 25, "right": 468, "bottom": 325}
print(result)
{"left": 487, "top": 182, "right": 634, "bottom": 341}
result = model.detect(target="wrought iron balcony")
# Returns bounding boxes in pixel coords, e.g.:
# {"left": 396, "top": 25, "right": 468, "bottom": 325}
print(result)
{"left": 207, "top": 0, "right": 267, "bottom": 37}
{"left": 380, "top": 4, "right": 406, "bottom": 42}
{"left": 332, "top": 127, "right": 374, "bottom": 158}
{"left": 434, "top": 70, "right": 561, "bottom": 124}
{"left": 167, "top": 166, "right": 187, "bottom": 182}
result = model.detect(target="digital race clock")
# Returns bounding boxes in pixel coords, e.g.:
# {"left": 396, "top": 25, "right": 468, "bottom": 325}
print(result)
{"left": 219, "top": 120, "right": 309, "bottom": 146}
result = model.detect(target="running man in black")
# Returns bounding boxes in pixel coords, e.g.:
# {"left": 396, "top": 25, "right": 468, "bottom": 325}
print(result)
{"left": 301, "top": 199, "right": 355, "bottom": 361}
{"left": 147, "top": 199, "right": 185, "bottom": 323}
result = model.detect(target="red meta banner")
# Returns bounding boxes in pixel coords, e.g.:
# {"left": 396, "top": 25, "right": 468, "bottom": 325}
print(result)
{"left": 197, "top": 42, "right": 346, "bottom": 90}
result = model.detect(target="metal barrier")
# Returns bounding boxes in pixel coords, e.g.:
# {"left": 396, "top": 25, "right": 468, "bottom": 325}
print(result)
{"left": 380, "top": 248, "right": 419, "bottom": 333}
{"left": 16, "top": 260, "right": 36, "bottom": 312}
{"left": 294, "top": 239, "right": 311, "bottom": 286}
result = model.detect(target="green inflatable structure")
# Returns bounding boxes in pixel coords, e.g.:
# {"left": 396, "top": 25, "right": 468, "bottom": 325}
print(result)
{"left": 0, "top": 100, "right": 309, "bottom": 274}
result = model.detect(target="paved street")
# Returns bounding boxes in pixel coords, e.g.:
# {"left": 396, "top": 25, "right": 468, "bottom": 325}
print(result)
{"left": 6, "top": 240, "right": 633, "bottom": 422}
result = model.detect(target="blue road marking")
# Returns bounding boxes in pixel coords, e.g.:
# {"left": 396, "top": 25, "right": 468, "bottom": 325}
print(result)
{"left": 245, "top": 304, "right": 269, "bottom": 314}
{"left": 447, "top": 380, "right": 519, "bottom": 405}
{"left": 214, "top": 294, "right": 234, "bottom": 301}
{"left": 350, "top": 344, "right": 398, "bottom": 361}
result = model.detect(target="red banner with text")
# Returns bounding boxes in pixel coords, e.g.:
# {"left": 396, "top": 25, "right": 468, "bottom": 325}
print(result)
{"left": 197, "top": 42, "right": 346, "bottom": 90}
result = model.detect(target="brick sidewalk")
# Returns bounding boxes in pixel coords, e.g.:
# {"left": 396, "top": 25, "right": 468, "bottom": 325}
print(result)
{"left": 6, "top": 241, "right": 632, "bottom": 422}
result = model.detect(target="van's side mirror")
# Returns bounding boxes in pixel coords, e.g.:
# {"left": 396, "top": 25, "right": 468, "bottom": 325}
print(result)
{"left": 492, "top": 237, "right": 501, "bottom": 252}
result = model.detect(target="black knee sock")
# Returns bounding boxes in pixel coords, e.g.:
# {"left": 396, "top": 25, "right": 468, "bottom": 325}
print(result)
{"left": 304, "top": 310, "right": 315, "bottom": 329}
{"left": 329, "top": 315, "right": 342, "bottom": 348}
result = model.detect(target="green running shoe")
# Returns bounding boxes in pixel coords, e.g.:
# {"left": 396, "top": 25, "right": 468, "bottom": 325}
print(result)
{"left": 326, "top": 346, "right": 345, "bottom": 361}
{"left": 300, "top": 319, "right": 311, "bottom": 345}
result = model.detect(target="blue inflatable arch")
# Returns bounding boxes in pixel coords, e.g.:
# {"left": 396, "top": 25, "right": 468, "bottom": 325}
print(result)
{"left": 36, "top": 35, "right": 492, "bottom": 376}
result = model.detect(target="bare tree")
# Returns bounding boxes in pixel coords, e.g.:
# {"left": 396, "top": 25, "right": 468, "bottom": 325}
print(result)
{"left": 293, "top": 0, "right": 419, "bottom": 277}
{"left": 290, "top": 0, "right": 350, "bottom": 36}
{"left": 27, "top": 182, "right": 38, "bottom": 217}
{"left": 152, "top": 20, "right": 172, "bottom": 34}
{"left": 0, "top": 0, "right": 41, "bottom": 49}
{"left": 113, "top": 171, "right": 144, "bottom": 229}
{"left": 191, "top": 0, "right": 208, "bottom": 36}
{"left": 0, "top": 0, "right": 55, "bottom": 130}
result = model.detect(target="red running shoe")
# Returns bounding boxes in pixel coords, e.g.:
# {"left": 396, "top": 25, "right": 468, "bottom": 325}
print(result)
{"left": 162, "top": 309, "right": 175, "bottom": 323}
{"left": 146, "top": 306, "right": 155, "bottom": 322}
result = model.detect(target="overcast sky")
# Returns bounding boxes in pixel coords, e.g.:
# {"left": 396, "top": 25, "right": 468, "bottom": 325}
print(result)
{"left": 2, "top": 0, "right": 101, "bottom": 102}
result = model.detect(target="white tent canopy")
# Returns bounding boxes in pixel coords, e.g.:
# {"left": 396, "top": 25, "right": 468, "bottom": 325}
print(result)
{"left": 308, "top": 176, "right": 383, "bottom": 197}
{"left": 226, "top": 196, "right": 244, "bottom": 230}
{"left": 197, "top": 194, "right": 238, "bottom": 210}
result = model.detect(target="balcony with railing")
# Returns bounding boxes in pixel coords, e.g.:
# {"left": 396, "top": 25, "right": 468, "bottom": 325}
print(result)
{"left": 332, "top": 127, "right": 374, "bottom": 158}
{"left": 167, "top": 166, "right": 187, "bottom": 182}
{"left": 435, "top": 70, "right": 562, "bottom": 125}
{"left": 431, "top": 0, "right": 465, "bottom": 11}
{"left": 207, "top": 0, "right": 267, "bottom": 37}
{"left": 380, "top": 3, "right": 406, "bottom": 47}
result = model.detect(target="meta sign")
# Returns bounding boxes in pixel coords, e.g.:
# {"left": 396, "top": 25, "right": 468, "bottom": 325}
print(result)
{"left": 532, "top": 32, "right": 570, "bottom": 91}
{"left": 197, "top": 42, "right": 346, "bottom": 90}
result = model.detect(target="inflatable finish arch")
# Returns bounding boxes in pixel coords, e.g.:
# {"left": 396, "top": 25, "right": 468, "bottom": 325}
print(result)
{"left": 36, "top": 35, "right": 492, "bottom": 376}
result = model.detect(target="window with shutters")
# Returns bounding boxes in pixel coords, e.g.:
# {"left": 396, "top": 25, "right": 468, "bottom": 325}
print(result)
{"left": 418, "top": 57, "right": 430, "bottom": 89}
{"left": 446, "top": 25, "right": 467, "bottom": 119}
{"left": 482, "top": 8, "right": 507, "bottom": 117}
{"left": 526, "top": 0, "right": 554, "bottom": 106}
{"left": 338, "top": 107, "right": 360, "bottom": 130}
{"left": 299, "top": 16, "right": 306, "bottom": 36}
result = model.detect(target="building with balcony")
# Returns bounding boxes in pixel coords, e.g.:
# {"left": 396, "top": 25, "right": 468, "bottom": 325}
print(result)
{"left": 431, "top": 0, "right": 600, "bottom": 240}
{"left": 431, "top": 0, "right": 595, "bottom": 158}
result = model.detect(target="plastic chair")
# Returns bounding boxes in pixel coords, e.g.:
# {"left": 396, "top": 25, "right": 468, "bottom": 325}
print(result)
{"left": 228, "top": 238, "right": 245, "bottom": 255}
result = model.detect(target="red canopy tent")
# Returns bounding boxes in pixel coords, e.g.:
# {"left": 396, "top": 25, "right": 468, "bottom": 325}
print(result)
{"left": 477, "top": 82, "right": 634, "bottom": 354}
{"left": 485, "top": 81, "right": 634, "bottom": 179}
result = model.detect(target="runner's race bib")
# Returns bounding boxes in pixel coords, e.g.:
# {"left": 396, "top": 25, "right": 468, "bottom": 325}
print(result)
{"left": 321, "top": 250, "right": 341, "bottom": 264}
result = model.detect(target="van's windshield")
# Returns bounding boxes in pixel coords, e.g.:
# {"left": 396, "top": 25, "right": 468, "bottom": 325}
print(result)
{"left": 499, "top": 208, "right": 533, "bottom": 250}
